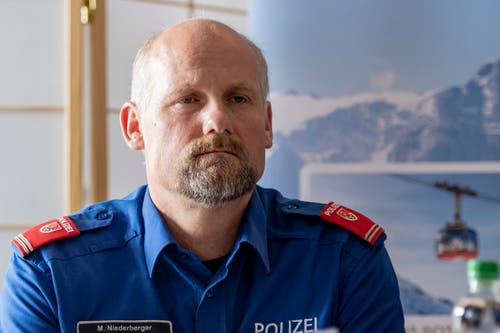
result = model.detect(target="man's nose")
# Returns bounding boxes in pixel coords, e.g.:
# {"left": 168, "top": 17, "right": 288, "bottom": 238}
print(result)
{"left": 202, "top": 100, "right": 233, "bottom": 135}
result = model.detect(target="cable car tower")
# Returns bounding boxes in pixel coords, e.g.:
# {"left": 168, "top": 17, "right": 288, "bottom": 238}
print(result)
{"left": 435, "top": 181, "right": 478, "bottom": 260}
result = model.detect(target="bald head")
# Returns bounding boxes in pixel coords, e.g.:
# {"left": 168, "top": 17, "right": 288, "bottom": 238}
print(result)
{"left": 130, "top": 19, "right": 269, "bottom": 113}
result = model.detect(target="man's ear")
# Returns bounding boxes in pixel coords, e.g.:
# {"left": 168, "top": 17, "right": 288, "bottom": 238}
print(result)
{"left": 264, "top": 101, "right": 273, "bottom": 149}
{"left": 120, "top": 102, "right": 144, "bottom": 151}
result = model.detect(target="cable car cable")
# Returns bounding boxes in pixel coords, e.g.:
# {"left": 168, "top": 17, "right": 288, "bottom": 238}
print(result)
{"left": 385, "top": 174, "right": 500, "bottom": 205}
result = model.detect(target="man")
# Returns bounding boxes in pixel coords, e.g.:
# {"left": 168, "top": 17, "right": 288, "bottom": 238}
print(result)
{"left": 0, "top": 19, "right": 404, "bottom": 332}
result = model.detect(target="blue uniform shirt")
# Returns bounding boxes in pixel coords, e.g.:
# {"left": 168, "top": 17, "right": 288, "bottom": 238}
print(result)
{"left": 0, "top": 185, "right": 404, "bottom": 332}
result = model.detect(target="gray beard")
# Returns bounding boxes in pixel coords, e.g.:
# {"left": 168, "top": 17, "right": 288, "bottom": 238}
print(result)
{"left": 175, "top": 135, "right": 258, "bottom": 208}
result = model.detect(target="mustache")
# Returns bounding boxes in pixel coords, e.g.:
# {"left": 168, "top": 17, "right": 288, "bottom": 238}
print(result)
{"left": 188, "top": 134, "right": 246, "bottom": 159}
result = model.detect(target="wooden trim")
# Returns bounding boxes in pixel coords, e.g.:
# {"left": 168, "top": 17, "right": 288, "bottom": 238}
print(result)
{"left": 187, "top": 0, "right": 194, "bottom": 18}
{"left": 0, "top": 225, "right": 31, "bottom": 232}
{"left": 89, "top": 0, "right": 108, "bottom": 203}
{"left": 127, "top": 0, "right": 247, "bottom": 16}
{"left": 65, "top": 0, "right": 84, "bottom": 213}
{"left": 0, "top": 106, "right": 64, "bottom": 112}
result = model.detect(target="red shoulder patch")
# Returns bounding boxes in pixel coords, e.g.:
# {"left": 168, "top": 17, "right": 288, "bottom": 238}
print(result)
{"left": 12, "top": 216, "right": 80, "bottom": 256}
{"left": 320, "top": 202, "right": 383, "bottom": 245}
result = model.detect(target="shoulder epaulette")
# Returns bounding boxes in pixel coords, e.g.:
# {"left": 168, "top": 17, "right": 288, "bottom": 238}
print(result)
{"left": 12, "top": 216, "right": 80, "bottom": 257}
{"left": 320, "top": 201, "right": 383, "bottom": 245}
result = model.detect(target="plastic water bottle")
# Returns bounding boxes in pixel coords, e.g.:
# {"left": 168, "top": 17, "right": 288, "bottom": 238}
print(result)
{"left": 452, "top": 260, "right": 500, "bottom": 332}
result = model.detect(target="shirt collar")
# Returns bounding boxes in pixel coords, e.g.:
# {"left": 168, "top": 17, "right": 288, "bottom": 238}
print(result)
{"left": 142, "top": 188, "right": 178, "bottom": 277}
{"left": 142, "top": 186, "right": 270, "bottom": 277}
{"left": 232, "top": 188, "right": 270, "bottom": 273}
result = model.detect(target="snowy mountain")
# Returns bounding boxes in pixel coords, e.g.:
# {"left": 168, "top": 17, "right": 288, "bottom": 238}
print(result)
{"left": 391, "top": 60, "right": 500, "bottom": 161}
{"left": 287, "top": 100, "right": 413, "bottom": 162}
{"left": 398, "top": 276, "right": 453, "bottom": 315}
{"left": 268, "top": 59, "right": 500, "bottom": 164}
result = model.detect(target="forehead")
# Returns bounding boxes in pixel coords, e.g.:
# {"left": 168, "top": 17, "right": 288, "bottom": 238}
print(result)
{"left": 158, "top": 20, "right": 254, "bottom": 56}
{"left": 150, "top": 26, "right": 262, "bottom": 93}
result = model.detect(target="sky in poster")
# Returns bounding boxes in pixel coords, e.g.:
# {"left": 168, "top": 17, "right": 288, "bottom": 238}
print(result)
{"left": 249, "top": 0, "right": 500, "bottom": 97}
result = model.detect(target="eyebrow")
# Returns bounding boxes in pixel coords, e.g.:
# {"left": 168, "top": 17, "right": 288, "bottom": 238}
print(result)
{"left": 225, "top": 82, "right": 260, "bottom": 95}
{"left": 171, "top": 82, "right": 258, "bottom": 95}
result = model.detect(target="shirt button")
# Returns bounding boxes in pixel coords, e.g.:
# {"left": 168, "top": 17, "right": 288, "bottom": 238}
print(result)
{"left": 288, "top": 204, "right": 298, "bottom": 209}
{"left": 96, "top": 212, "right": 108, "bottom": 220}
{"left": 206, "top": 289, "right": 214, "bottom": 298}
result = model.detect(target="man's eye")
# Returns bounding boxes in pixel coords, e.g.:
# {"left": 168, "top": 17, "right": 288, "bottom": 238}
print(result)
{"left": 179, "top": 96, "right": 198, "bottom": 104}
{"left": 229, "top": 96, "right": 247, "bottom": 104}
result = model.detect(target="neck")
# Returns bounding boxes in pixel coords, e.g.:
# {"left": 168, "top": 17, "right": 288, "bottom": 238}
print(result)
{"left": 150, "top": 187, "right": 253, "bottom": 261}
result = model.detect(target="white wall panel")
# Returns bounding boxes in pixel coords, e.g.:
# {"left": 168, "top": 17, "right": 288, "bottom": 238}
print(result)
{"left": 196, "top": 0, "right": 247, "bottom": 11}
{"left": 107, "top": 0, "right": 188, "bottom": 109}
{"left": 0, "top": 1, "right": 64, "bottom": 106}
{"left": 193, "top": 9, "right": 247, "bottom": 34}
{"left": 0, "top": 112, "right": 64, "bottom": 225}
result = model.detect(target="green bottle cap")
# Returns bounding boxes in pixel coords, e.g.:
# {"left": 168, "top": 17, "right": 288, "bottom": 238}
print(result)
{"left": 467, "top": 260, "right": 499, "bottom": 280}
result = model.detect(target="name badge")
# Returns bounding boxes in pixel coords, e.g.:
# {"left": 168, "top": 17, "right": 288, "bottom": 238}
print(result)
{"left": 77, "top": 320, "right": 173, "bottom": 333}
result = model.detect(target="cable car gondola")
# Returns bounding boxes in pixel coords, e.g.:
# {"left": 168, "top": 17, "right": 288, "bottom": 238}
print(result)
{"left": 436, "top": 222, "right": 478, "bottom": 260}
{"left": 434, "top": 182, "right": 478, "bottom": 260}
